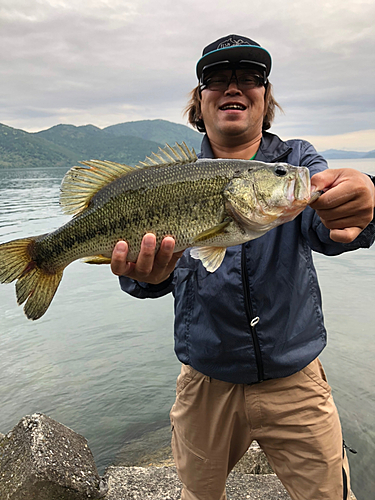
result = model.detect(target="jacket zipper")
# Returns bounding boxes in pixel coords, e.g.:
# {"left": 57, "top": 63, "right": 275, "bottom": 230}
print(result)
{"left": 241, "top": 245, "right": 264, "bottom": 382}
{"left": 239, "top": 146, "right": 292, "bottom": 382}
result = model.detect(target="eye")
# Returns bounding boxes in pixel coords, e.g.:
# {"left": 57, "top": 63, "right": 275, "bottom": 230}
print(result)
{"left": 274, "top": 165, "right": 288, "bottom": 176}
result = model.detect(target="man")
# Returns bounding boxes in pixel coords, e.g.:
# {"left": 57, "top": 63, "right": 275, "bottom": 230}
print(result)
{"left": 111, "top": 35, "right": 375, "bottom": 500}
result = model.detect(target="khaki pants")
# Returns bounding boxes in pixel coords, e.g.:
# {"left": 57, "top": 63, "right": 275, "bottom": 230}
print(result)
{"left": 170, "top": 358, "right": 350, "bottom": 500}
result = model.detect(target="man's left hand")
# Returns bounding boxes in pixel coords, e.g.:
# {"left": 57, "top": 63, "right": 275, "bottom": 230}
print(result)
{"left": 310, "top": 168, "right": 375, "bottom": 243}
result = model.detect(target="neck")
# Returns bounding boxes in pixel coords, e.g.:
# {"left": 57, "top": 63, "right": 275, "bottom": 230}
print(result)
{"left": 209, "top": 132, "right": 262, "bottom": 159}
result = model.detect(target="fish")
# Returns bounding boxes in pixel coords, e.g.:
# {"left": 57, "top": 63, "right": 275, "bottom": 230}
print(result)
{"left": 0, "top": 142, "right": 318, "bottom": 320}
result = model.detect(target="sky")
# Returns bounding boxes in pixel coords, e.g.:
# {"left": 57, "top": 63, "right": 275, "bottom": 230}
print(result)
{"left": 1, "top": 0, "right": 374, "bottom": 151}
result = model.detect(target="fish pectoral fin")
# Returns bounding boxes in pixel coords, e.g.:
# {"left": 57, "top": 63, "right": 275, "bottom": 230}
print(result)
{"left": 190, "top": 247, "right": 227, "bottom": 273}
{"left": 192, "top": 219, "right": 232, "bottom": 244}
{"left": 81, "top": 255, "right": 112, "bottom": 265}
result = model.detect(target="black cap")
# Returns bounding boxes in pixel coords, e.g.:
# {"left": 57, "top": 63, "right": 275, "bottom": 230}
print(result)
{"left": 196, "top": 34, "right": 272, "bottom": 81}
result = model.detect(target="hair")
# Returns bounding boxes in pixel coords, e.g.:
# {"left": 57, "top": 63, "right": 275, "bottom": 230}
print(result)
{"left": 184, "top": 81, "right": 283, "bottom": 133}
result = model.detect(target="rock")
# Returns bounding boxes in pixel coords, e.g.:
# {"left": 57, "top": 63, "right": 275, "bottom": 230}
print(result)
{"left": 103, "top": 465, "right": 357, "bottom": 500}
{"left": 0, "top": 413, "right": 107, "bottom": 500}
{"left": 233, "top": 441, "right": 274, "bottom": 474}
{"left": 103, "top": 465, "right": 292, "bottom": 500}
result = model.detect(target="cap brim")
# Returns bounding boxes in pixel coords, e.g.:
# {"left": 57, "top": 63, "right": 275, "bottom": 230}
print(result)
{"left": 196, "top": 45, "right": 272, "bottom": 79}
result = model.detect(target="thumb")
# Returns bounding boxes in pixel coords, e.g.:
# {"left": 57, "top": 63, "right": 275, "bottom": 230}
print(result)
{"left": 310, "top": 169, "right": 342, "bottom": 192}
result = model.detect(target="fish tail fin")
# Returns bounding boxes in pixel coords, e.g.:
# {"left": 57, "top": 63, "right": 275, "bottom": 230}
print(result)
{"left": 0, "top": 237, "right": 63, "bottom": 320}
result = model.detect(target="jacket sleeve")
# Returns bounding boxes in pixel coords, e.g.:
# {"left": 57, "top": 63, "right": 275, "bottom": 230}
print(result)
{"left": 298, "top": 141, "right": 375, "bottom": 255}
{"left": 119, "top": 272, "right": 176, "bottom": 299}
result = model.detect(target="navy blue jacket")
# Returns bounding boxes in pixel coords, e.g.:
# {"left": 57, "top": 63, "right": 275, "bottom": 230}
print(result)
{"left": 120, "top": 132, "right": 375, "bottom": 384}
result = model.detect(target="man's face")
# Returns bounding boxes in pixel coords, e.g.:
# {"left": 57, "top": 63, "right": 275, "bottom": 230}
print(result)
{"left": 199, "top": 68, "right": 266, "bottom": 146}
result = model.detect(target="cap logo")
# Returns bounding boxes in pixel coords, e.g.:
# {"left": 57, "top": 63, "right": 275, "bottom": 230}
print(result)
{"left": 217, "top": 37, "right": 250, "bottom": 49}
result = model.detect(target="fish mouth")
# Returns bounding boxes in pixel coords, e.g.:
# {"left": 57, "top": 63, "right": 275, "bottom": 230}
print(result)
{"left": 289, "top": 168, "right": 311, "bottom": 205}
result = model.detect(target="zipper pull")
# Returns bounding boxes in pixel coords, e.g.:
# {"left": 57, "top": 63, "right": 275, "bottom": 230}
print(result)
{"left": 250, "top": 317, "right": 260, "bottom": 327}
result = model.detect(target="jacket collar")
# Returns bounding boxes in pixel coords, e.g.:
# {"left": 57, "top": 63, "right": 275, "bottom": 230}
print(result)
{"left": 199, "top": 131, "right": 292, "bottom": 162}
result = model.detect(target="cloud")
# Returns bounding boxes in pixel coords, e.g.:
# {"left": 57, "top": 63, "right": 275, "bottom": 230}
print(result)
{"left": 1, "top": 0, "right": 374, "bottom": 150}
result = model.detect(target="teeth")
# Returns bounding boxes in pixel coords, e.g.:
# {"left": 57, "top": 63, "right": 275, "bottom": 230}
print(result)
{"left": 221, "top": 104, "right": 245, "bottom": 110}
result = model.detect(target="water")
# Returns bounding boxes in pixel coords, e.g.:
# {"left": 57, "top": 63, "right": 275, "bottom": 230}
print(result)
{"left": 0, "top": 159, "right": 374, "bottom": 499}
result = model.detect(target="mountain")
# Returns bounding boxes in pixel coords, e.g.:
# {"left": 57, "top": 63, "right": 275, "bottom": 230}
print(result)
{"left": 103, "top": 119, "right": 202, "bottom": 152}
{"left": 2, "top": 119, "right": 373, "bottom": 170}
{"left": 319, "top": 149, "right": 372, "bottom": 159}
{"left": 0, "top": 123, "right": 80, "bottom": 168}
{"left": 35, "top": 124, "right": 165, "bottom": 165}
{"left": 0, "top": 120, "right": 202, "bottom": 170}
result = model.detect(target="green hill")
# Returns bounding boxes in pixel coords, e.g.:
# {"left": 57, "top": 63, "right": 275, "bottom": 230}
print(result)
{"left": 0, "top": 123, "right": 80, "bottom": 169}
{"left": 0, "top": 120, "right": 203, "bottom": 170}
{"left": 35, "top": 124, "right": 165, "bottom": 165}
{"left": 103, "top": 119, "right": 202, "bottom": 152}
{"left": 2, "top": 120, "right": 373, "bottom": 170}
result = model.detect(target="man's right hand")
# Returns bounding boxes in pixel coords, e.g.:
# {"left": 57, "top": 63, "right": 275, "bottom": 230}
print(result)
{"left": 110, "top": 234, "right": 183, "bottom": 284}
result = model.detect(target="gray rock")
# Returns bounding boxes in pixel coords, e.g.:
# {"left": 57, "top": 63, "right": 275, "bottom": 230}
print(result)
{"left": 102, "top": 466, "right": 292, "bottom": 500}
{"left": 0, "top": 413, "right": 107, "bottom": 500}
{"left": 103, "top": 465, "right": 357, "bottom": 500}
{"left": 233, "top": 441, "right": 274, "bottom": 475}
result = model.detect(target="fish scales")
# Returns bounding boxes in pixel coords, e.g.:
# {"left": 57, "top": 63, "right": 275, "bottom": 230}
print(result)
{"left": 33, "top": 159, "right": 236, "bottom": 271}
{"left": 0, "top": 143, "right": 315, "bottom": 319}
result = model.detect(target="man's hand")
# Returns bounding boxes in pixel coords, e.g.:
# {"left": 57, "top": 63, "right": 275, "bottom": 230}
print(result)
{"left": 310, "top": 168, "right": 375, "bottom": 243}
{"left": 111, "top": 234, "right": 184, "bottom": 284}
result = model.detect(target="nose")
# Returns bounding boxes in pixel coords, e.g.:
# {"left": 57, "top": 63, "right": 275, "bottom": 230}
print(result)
{"left": 225, "top": 77, "right": 242, "bottom": 94}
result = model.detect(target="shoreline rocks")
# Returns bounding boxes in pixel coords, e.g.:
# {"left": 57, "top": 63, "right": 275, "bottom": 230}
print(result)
{"left": 0, "top": 414, "right": 107, "bottom": 500}
{"left": 0, "top": 413, "right": 356, "bottom": 500}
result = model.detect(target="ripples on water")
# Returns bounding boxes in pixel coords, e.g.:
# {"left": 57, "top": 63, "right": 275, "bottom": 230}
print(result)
{"left": 0, "top": 161, "right": 374, "bottom": 499}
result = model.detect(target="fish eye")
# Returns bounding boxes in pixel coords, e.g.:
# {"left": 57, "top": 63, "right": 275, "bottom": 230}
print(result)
{"left": 274, "top": 165, "right": 287, "bottom": 177}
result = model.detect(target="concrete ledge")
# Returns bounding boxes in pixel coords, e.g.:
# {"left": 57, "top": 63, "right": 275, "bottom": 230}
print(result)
{"left": 103, "top": 466, "right": 291, "bottom": 500}
{"left": 103, "top": 465, "right": 357, "bottom": 500}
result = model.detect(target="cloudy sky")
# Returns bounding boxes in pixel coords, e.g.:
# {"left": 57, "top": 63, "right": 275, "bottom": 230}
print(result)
{"left": 1, "top": 0, "right": 374, "bottom": 151}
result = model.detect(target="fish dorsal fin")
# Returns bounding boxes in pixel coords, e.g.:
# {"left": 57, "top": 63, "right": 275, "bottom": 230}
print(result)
{"left": 60, "top": 159, "right": 140, "bottom": 216}
{"left": 60, "top": 142, "right": 197, "bottom": 216}
{"left": 136, "top": 142, "right": 198, "bottom": 168}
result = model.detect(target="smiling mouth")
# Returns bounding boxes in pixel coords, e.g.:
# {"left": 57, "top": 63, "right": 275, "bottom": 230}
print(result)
{"left": 219, "top": 103, "right": 246, "bottom": 111}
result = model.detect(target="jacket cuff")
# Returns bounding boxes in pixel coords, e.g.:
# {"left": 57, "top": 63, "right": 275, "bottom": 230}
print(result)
{"left": 119, "top": 272, "right": 175, "bottom": 298}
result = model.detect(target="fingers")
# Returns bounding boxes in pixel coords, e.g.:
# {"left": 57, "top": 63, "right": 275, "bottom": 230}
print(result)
{"left": 310, "top": 169, "right": 375, "bottom": 242}
{"left": 134, "top": 233, "right": 159, "bottom": 276}
{"left": 111, "top": 234, "right": 182, "bottom": 284}
{"left": 328, "top": 227, "right": 363, "bottom": 244}
{"left": 111, "top": 240, "right": 132, "bottom": 276}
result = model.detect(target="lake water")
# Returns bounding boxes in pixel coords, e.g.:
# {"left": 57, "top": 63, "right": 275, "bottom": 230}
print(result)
{"left": 0, "top": 158, "right": 374, "bottom": 499}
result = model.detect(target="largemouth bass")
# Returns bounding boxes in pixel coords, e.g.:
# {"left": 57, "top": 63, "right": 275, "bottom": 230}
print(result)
{"left": 0, "top": 143, "right": 318, "bottom": 320}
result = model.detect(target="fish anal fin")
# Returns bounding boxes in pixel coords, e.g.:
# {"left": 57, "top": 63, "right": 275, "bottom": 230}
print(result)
{"left": 190, "top": 247, "right": 226, "bottom": 272}
{"left": 81, "top": 255, "right": 112, "bottom": 265}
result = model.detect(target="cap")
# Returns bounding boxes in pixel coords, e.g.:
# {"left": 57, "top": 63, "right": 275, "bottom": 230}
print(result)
{"left": 196, "top": 34, "right": 272, "bottom": 81}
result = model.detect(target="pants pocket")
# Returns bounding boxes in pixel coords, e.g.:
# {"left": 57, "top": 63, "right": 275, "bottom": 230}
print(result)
{"left": 301, "top": 357, "right": 332, "bottom": 395}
